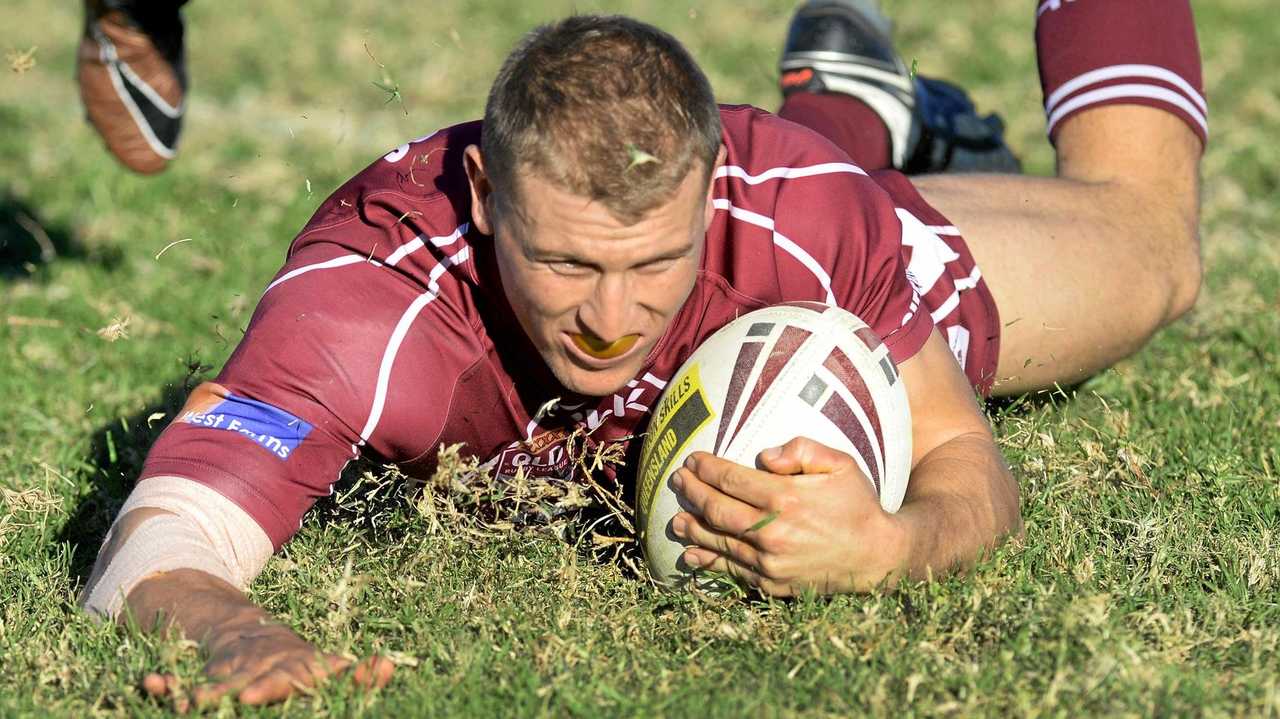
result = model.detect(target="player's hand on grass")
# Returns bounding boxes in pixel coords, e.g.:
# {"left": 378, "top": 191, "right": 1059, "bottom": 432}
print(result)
{"left": 141, "top": 620, "right": 394, "bottom": 712}
{"left": 670, "top": 437, "right": 907, "bottom": 596}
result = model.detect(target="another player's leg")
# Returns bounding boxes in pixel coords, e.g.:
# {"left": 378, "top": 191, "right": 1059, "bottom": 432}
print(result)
{"left": 778, "top": 0, "right": 1205, "bottom": 396}
{"left": 912, "top": 1, "right": 1205, "bottom": 394}
{"left": 78, "top": 0, "right": 189, "bottom": 174}
{"left": 777, "top": 0, "right": 1021, "bottom": 173}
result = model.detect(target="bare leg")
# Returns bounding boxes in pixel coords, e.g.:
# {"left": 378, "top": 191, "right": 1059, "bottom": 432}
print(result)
{"left": 913, "top": 105, "right": 1202, "bottom": 395}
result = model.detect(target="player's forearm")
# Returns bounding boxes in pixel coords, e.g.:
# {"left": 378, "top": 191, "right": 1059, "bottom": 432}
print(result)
{"left": 894, "top": 432, "right": 1022, "bottom": 581}
{"left": 123, "top": 569, "right": 274, "bottom": 643}
{"left": 79, "top": 476, "right": 274, "bottom": 625}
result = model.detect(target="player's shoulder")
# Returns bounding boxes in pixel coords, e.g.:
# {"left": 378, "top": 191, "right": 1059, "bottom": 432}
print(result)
{"left": 704, "top": 106, "right": 907, "bottom": 303}
{"left": 712, "top": 104, "right": 896, "bottom": 235}
{"left": 714, "top": 103, "right": 889, "bottom": 213}
{"left": 292, "top": 120, "right": 482, "bottom": 251}
{"left": 224, "top": 239, "right": 490, "bottom": 462}
{"left": 278, "top": 121, "right": 487, "bottom": 301}
{"left": 718, "top": 103, "right": 860, "bottom": 169}
{"left": 240, "top": 119, "right": 493, "bottom": 433}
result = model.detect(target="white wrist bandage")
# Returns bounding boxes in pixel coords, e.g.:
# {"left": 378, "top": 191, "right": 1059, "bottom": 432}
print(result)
{"left": 80, "top": 476, "right": 273, "bottom": 620}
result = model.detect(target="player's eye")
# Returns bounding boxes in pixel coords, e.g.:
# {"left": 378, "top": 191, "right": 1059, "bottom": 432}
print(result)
{"left": 547, "top": 259, "right": 592, "bottom": 275}
{"left": 636, "top": 257, "right": 677, "bottom": 274}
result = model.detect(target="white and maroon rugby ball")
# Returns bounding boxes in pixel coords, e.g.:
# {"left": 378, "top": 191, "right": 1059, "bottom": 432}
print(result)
{"left": 635, "top": 302, "right": 912, "bottom": 587}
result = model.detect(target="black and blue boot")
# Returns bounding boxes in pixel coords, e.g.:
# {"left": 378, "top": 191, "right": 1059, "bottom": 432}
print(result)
{"left": 780, "top": 0, "right": 1021, "bottom": 174}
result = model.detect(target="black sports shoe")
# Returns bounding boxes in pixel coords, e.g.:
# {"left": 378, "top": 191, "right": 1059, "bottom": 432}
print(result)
{"left": 780, "top": 0, "right": 1021, "bottom": 174}
{"left": 908, "top": 76, "right": 1022, "bottom": 174}
{"left": 78, "top": 0, "right": 188, "bottom": 174}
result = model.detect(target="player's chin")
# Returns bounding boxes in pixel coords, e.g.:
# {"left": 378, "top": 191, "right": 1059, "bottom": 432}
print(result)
{"left": 551, "top": 357, "right": 644, "bottom": 397}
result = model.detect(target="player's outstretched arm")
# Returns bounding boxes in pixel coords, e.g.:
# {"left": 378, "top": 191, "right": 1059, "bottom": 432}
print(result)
{"left": 672, "top": 329, "right": 1021, "bottom": 595}
{"left": 126, "top": 570, "right": 393, "bottom": 711}
{"left": 80, "top": 478, "right": 394, "bottom": 710}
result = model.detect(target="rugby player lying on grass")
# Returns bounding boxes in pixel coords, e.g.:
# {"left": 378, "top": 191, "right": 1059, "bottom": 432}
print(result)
{"left": 80, "top": 1, "right": 1206, "bottom": 708}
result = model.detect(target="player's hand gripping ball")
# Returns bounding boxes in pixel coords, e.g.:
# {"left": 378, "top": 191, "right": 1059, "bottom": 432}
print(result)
{"left": 635, "top": 303, "right": 912, "bottom": 587}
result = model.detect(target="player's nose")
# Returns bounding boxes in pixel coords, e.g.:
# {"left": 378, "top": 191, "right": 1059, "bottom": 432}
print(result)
{"left": 578, "top": 271, "right": 634, "bottom": 340}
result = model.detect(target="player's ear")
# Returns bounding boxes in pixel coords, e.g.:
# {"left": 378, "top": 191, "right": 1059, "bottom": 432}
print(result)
{"left": 703, "top": 144, "right": 727, "bottom": 228}
{"left": 464, "top": 144, "right": 497, "bottom": 235}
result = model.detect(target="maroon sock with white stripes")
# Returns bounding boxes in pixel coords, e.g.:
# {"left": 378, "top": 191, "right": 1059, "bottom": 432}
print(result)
{"left": 778, "top": 91, "right": 894, "bottom": 171}
{"left": 1036, "top": 0, "right": 1207, "bottom": 146}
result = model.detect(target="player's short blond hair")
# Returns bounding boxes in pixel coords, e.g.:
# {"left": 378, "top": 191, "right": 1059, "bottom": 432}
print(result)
{"left": 482, "top": 15, "right": 722, "bottom": 224}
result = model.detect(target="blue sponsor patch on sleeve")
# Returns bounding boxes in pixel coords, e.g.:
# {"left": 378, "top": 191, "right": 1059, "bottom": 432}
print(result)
{"left": 178, "top": 393, "right": 314, "bottom": 460}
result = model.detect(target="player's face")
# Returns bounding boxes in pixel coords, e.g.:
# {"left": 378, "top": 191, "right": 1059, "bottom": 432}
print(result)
{"left": 466, "top": 146, "right": 718, "bottom": 397}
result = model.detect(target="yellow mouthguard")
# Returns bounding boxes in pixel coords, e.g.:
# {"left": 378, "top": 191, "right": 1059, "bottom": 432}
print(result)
{"left": 571, "top": 333, "right": 639, "bottom": 359}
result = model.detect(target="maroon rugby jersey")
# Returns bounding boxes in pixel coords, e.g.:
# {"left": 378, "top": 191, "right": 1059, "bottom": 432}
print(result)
{"left": 141, "top": 105, "right": 998, "bottom": 548}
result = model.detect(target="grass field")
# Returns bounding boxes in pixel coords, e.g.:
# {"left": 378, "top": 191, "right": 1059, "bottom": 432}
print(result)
{"left": 2, "top": 1, "right": 1278, "bottom": 716}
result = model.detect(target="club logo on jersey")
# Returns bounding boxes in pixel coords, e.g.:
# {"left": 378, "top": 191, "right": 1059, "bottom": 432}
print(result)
{"left": 487, "top": 373, "right": 671, "bottom": 485}
{"left": 491, "top": 428, "right": 575, "bottom": 481}
{"left": 175, "top": 383, "right": 313, "bottom": 460}
{"left": 637, "top": 364, "right": 714, "bottom": 518}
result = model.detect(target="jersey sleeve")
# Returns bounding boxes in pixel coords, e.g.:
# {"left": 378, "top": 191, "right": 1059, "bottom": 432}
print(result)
{"left": 140, "top": 240, "right": 482, "bottom": 549}
{"left": 767, "top": 152, "right": 935, "bottom": 366}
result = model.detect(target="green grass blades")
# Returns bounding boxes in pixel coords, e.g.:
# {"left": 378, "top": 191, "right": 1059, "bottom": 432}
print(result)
{"left": 2, "top": 0, "right": 1279, "bottom": 716}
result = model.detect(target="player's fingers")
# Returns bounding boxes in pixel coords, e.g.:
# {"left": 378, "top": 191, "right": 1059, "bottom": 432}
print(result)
{"left": 350, "top": 655, "right": 396, "bottom": 688}
{"left": 684, "top": 452, "right": 778, "bottom": 506}
{"left": 237, "top": 666, "right": 310, "bottom": 706}
{"left": 296, "top": 652, "right": 349, "bottom": 689}
{"left": 143, "top": 674, "right": 192, "bottom": 713}
{"left": 673, "top": 512, "right": 763, "bottom": 568}
{"left": 684, "top": 550, "right": 797, "bottom": 597}
{"left": 141, "top": 673, "right": 173, "bottom": 697}
{"left": 757, "top": 436, "right": 854, "bottom": 476}
{"left": 673, "top": 466, "right": 765, "bottom": 534}
{"left": 202, "top": 656, "right": 242, "bottom": 680}
{"left": 191, "top": 669, "right": 260, "bottom": 709}
{"left": 325, "top": 653, "right": 354, "bottom": 676}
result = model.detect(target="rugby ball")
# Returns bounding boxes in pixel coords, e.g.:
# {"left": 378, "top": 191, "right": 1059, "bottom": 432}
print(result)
{"left": 635, "top": 302, "right": 912, "bottom": 587}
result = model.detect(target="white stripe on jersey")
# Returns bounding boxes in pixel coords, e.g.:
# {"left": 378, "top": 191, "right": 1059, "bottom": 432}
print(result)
{"left": 715, "top": 162, "right": 867, "bottom": 184}
{"left": 385, "top": 223, "right": 470, "bottom": 267}
{"left": 358, "top": 291, "right": 440, "bottom": 444}
{"left": 262, "top": 254, "right": 373, "bottom": 295}
{"left": 1036, "top": 0, "right": 1072, "bottom": 18}
{"left": 1046, "top": 64, "right": 1208, "bottom": 117}
{"left": 260, "top": 224, "right": 473, "bottom": 446}
{"left": 358, "top": 245, "right": 473, "bottom": 444}
{"left": 427, "top": 246, "right": 470, "bottom": 294}
{"left": 383, "top": 131, "right": 438, "bottom": 163}
{"left": 712, "top": 199, "right": 837, "bottom": 304}
{"left": 925, "top": 225, "right": 962, "bottom": 236}
{"left": 947, "top": 325, "right": 971, "bottom": 369}
{"left": 930, "top": 290, "right": 960, "bottom": 323}
{"left": 1046, "top": 82, "right": 1209, "bottom": 138}
{"left": 896, "top": 208, "right": 959, "bottom": 298}
{"left": 901, "top": 289, "right": 920, "bottom": 327}
{"left": 264, "top": 222, "right": 470, "bottom": 295}
{"left": 898, "top": 210, "right": 981, "bottom": 324}
{"left": 954, "top": 265, "right": 982, "bottom": 292}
